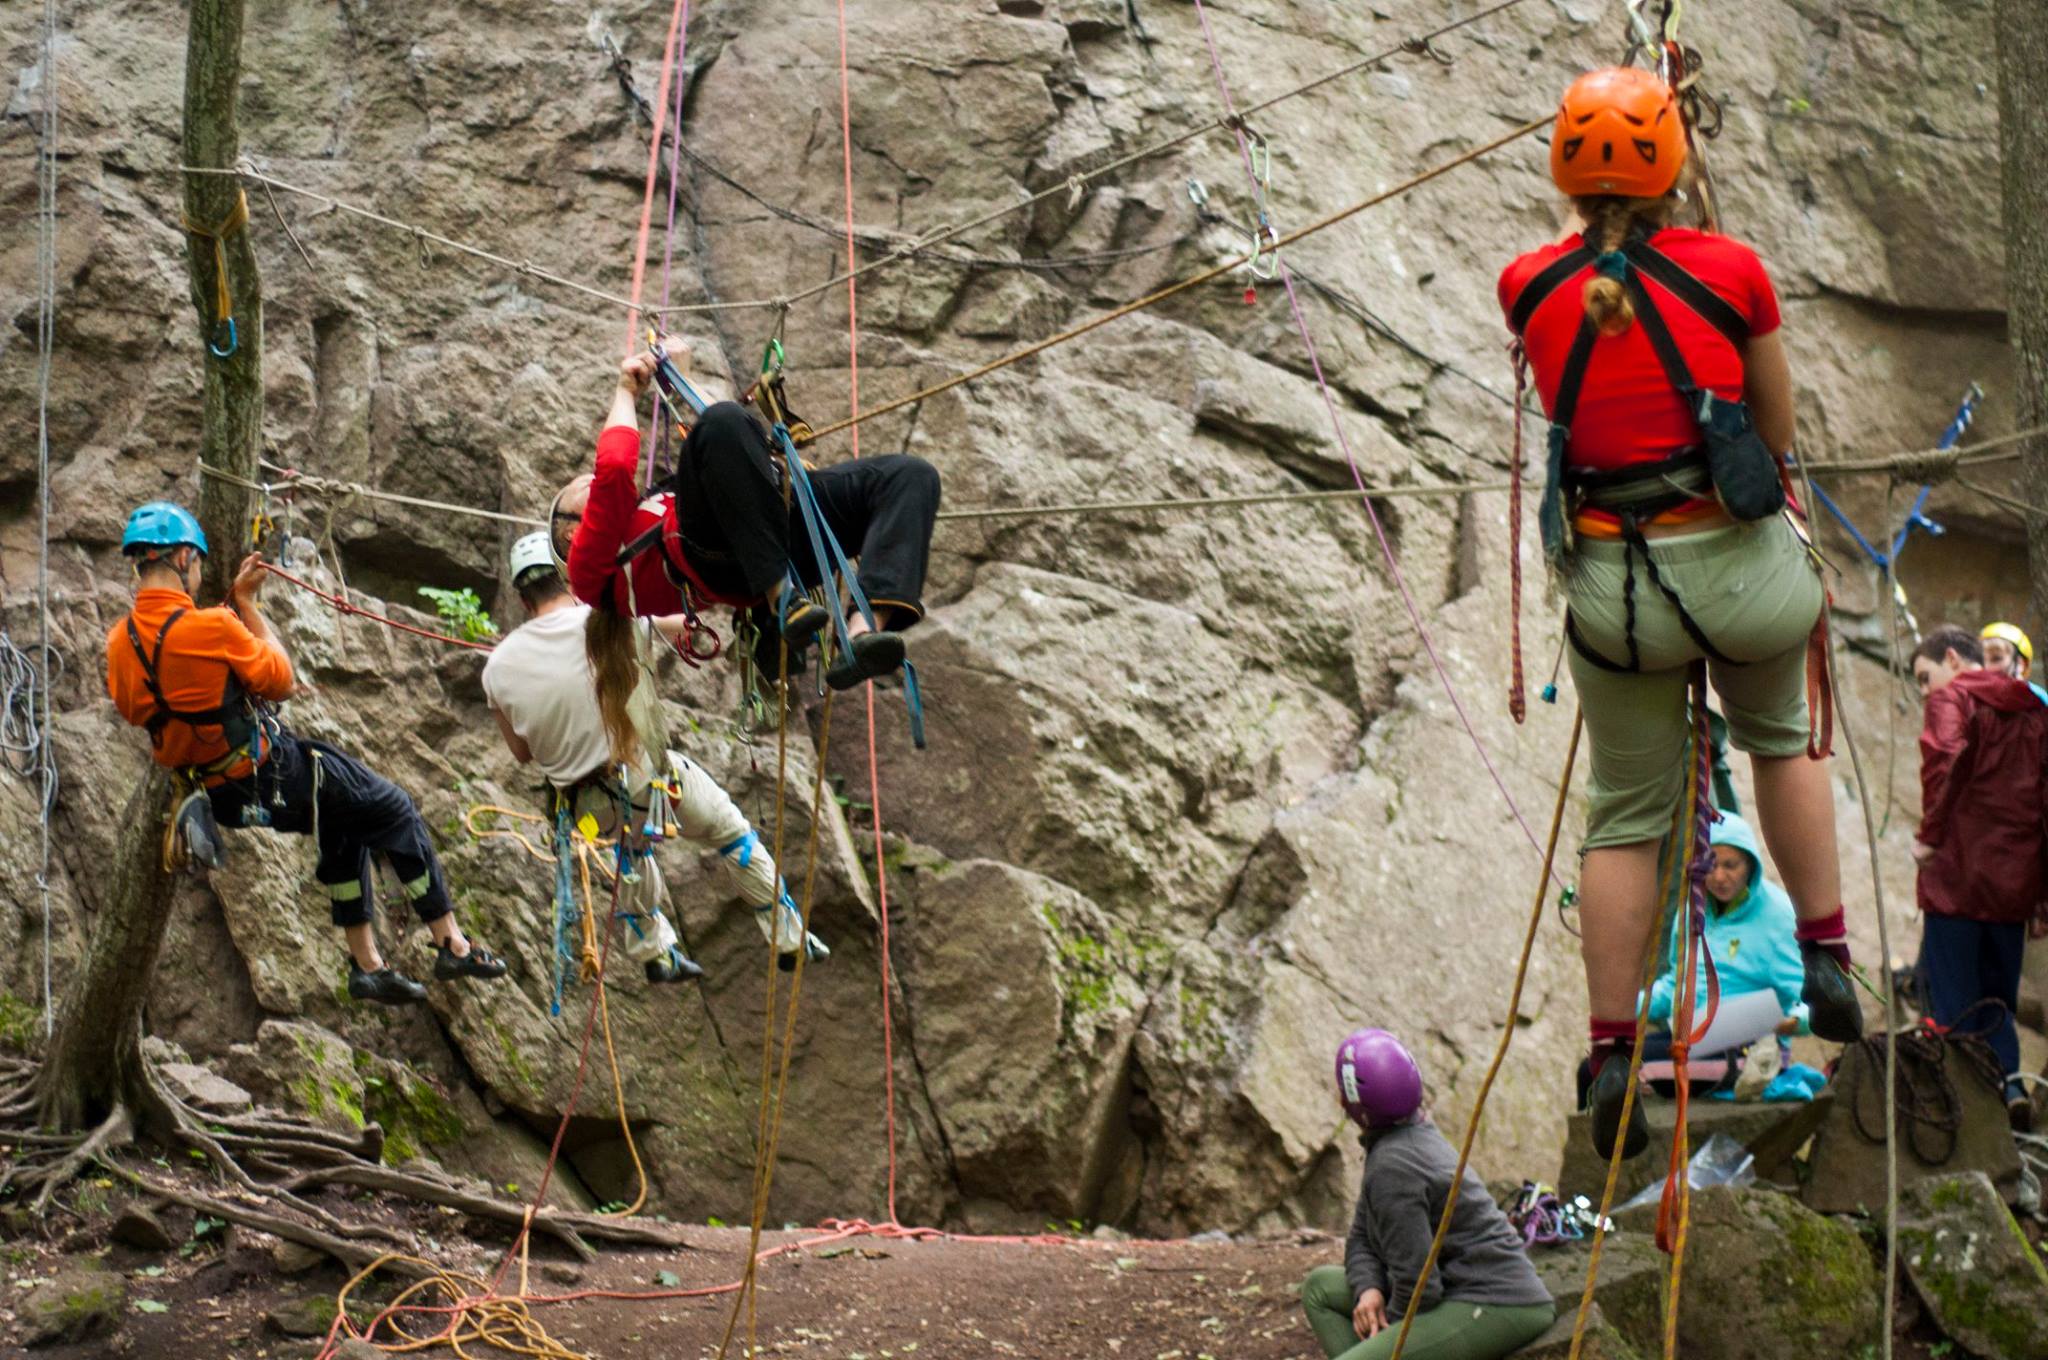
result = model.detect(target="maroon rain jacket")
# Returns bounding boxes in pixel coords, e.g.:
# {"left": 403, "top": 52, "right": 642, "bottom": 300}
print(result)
{"left": 1917, "top": 668, "right": 2048, "bottom": 924}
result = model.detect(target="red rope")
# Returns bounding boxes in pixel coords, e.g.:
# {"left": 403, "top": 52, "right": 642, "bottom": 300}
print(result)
{"left": 621, "top": 0, "right": 691, "bottom": 357}
{"left": 259, "top": 562, "right": 495, "bottom": 653}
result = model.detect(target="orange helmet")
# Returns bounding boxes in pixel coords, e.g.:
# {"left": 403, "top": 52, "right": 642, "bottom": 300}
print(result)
{"left": 1549, "top": 67, "right": 1686, "bottom": 199}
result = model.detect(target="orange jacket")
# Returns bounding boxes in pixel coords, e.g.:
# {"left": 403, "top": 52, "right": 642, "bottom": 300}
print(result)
{"left": 105, "top": 587, "right": 295, "bottom": 778}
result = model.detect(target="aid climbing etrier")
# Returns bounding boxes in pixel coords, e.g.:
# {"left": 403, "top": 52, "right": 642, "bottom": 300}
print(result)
{"left": 1510, "top": 235, "right": 1788, "bottom": 674}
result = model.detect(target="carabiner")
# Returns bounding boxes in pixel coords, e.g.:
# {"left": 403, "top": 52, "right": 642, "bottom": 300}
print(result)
{"left": 1247, "top": 216, "right": 1282, "bottom": 281}
{"left": 208, "top": 317, "right": 238, "bottom": 359}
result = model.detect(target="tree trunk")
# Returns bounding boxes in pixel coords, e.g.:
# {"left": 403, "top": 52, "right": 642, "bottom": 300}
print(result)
{"left": 1997, "top": 0, "right": 2048, "bottom": 629}
{"left": 180, "top": 0, "right": 262, "bottom": 603}
{"left": 35, "top": 0, "right": 259, "bottom": 1133}
{"left": 34, "top": 769, "right": 180, "bottom": 1129}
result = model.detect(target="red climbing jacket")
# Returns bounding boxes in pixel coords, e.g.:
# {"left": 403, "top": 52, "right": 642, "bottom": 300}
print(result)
{"left": 566, "top": 426, "right": 758, "bottom": 620}
{"left": 1918, "top": 668, "right": 2048, "bottom": 925}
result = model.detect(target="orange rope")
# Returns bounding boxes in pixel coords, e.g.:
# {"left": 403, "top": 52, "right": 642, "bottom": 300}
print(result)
{"left": 621, "top": 0, "right": 691, "bottom": 355}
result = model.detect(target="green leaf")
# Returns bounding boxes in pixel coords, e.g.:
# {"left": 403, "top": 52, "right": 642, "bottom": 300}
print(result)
{"left": 653, "top": 1270, "right": 681, "bottom": 1287}
{"left": 137, "top": 1266, "right": 166, "bottom": 1278}
{"left": 705, "top": 1215, "right": 726, "bottom": 1228}
{"left": 134, "top": 1299, "right": 170, "bottom": 1314}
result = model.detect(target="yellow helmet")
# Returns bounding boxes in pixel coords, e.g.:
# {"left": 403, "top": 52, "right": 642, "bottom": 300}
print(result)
{"left": 1980, "top": 621, "right": 2034, "bottom": 663}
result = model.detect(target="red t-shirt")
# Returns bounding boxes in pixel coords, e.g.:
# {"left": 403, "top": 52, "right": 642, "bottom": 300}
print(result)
{"left": 567, "top": 426, "right": 690, "bottom": 619}
{"left": 1497, "top": 227, "right": 1782, "bottom": 472}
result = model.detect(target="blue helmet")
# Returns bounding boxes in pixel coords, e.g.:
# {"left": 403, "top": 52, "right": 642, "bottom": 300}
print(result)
{"left": 122, "top": 501, "right": 209, "bottom": 559}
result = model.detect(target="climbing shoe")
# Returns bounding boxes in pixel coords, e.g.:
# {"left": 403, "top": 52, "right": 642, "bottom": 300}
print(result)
{"left": 779, "top": 593, "right": 833, "bottom": 651}
{"left": 2009, "top": 1095, "right": 2036, "bottom": 1136}
{"left": 758, "top": 894, "right": 831, "bottom": 973}
{"left": 646, "top": 953, "right": 705, "bottom": 985}
{"left": 825, "top": 631, "right": 906, "bottom": 691}
{"left": 1798, "top": 941, "right": 1864, "bottom": 1043}
{"left": 1579, "top": 1049, "right": 1649, "bottom": 1162}
{"left": 348, "top": 963, "right": 428, "bottom": 1007}
{"left": 433, "top": 943, "right": 510, "bottom": 982}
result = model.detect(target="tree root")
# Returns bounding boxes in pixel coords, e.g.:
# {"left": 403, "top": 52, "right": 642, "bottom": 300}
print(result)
{"left": 3, "top": 1052, "right": 688, "bottom": 1274}
{"left": 283, "top": 1165, "right": 696, "bottom": 1262}
{"left": 25, "top": 1105, "right": 133, "bottom": 1213}
{"left": 102, "top": 1162, "right": 431, "bottom": 1279}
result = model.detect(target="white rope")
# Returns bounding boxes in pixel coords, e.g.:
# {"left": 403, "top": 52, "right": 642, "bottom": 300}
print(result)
{"left": 34, "top": 0, "right": 58, "bottom": 1035}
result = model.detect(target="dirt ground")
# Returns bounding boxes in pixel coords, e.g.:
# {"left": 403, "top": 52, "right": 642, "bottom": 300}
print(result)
{"left": 5, "top": 1214, "right": 1340, "bottom": 1360}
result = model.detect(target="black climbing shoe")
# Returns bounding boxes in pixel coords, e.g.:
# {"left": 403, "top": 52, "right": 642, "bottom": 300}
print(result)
{"left": 1799, "top": 941, "right": 1864, "bottom": 1043}
{"left": 434, "top": 943, "right": 509, "bottom": 982}
{"left": 646, "top": 954, "right": 705, "bottom": 985}
{"left": 1580, "top": 1050, "right": 1649, "bottom": 1162}
{"left": 825, "top": 631, "right": 906, "bottom": 691}
{"left": 2009, "top": 1095, "right": 2036, "bottom": 1136}
{"left": 348, "top": 963, "right": 428, "bottom": 1007}
{"left": 780, "top": 595, "right": 832, "bottom": 650}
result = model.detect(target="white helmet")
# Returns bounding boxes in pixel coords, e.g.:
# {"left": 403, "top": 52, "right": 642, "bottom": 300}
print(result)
{"left": 510, "top": 530, "right": 558, "bottom": 584}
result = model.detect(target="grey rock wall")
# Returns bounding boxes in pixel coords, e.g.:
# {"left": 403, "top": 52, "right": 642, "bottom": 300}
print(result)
{"left": 0, "top": 0, "right": 2007, "bottom": 1232}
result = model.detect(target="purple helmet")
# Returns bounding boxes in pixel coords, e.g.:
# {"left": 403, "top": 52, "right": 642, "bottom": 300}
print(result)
{"left": 1335, "top": 1028, "right": 1423, "bottom": 1128}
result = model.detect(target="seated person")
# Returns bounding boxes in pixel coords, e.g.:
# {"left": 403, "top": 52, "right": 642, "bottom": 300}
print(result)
{"left": 483, "top": 531, "right": 825, "bottom": 974}
{"left": 1299, "top": 1029, "right": 1556, "bottom": 1360}
{"left": 1636, "top": 811, "right": 1808, "bottom": 1096}
{"left": 556, "top": 339, "right": 940, "bottom": 693}
{"left": 106, "top": 502, "right": 508, "bottom": 1006}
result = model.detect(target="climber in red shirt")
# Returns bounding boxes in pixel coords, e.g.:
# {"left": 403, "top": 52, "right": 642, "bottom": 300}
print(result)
{"left": 1498, "top": 67, "right": 1860, "bottom": 1164}
{"left": 552, "top": 340, "right": 939, "bottom": 761}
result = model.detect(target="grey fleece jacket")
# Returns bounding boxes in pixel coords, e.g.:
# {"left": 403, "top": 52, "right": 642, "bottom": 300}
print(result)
{"left": 1344, "top": 1119, "right": 1551, "bottom": 1316}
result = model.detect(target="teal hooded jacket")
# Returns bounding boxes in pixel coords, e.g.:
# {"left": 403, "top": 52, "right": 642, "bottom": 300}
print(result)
{"left": 1648, "top": 812, "right": 1809, "bottom": 1035}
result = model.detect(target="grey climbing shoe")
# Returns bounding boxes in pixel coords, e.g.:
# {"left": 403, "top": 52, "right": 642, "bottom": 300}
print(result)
{"left": 646, "top": 953, "right": 705, "bottom": 985}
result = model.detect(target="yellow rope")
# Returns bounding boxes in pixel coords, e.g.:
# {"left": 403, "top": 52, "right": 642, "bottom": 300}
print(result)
{"left": 1566, "top": 796, "right": 1692, "bottom": 1359}
{"left": 1387, "top": 712, "right": 1581, "bottom": 1359}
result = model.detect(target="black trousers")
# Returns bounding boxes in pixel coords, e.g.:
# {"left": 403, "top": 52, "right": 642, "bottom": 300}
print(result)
{"left": 670, "top": 402, "right": 940, "bottom": 626}
{"left": 207, "top": 729, "right": 453, "bottom": 928}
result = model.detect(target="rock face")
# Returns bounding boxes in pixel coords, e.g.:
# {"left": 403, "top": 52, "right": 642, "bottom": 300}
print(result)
{"left": 0, "top": 0, "right": 2006, "bottom": 1230}
{"left": 1897, "top": 1172, "right": 2048, "bottom": 1360}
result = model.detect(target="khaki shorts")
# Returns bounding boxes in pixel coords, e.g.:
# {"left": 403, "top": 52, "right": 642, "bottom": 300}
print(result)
{"left": 1566, "top": 514, "right": 1823, "bottom": 849}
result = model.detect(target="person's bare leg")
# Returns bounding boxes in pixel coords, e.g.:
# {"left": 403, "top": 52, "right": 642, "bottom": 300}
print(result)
{"left": 426, "top": 913, "right": 471, "bottom": 956}
{"left": 343, "top": 923, "right": 384, "bottom": 972}
{"left": 1578, "top": 842, "right": 1664, "bottom": 1019}
{"left": 1748, "top": 752, "right": 1840, "bottom": 922}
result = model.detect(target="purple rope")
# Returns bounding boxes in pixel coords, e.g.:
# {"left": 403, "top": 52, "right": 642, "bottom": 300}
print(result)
{"left": 1187, "top": 0, "right": 1565, "bottom": 886}
{"left": 647, "top": 0, "right": 692, "bottom": 488}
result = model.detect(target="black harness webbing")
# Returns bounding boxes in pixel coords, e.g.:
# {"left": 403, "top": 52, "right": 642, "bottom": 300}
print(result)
{"left": 124, "top": 610, "right": 261, "bottom": 768}
{"left": 1511, "top": 237, "right": 1751, "bottom": 674}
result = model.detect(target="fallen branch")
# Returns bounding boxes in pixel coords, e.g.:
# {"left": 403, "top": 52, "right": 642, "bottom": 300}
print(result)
{"left": 284, "top": 1164, "right": 697, "bottom": 1257}
{"left": 104, "top": 1161, "right": 431, "bottom": 1278}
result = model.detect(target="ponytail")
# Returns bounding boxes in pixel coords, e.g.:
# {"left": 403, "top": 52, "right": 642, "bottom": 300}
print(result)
{"left": 584, "top": 606, "right": 644, "bottom": 767}
{"left": 1578, "top": 197, "right": 1639, "bottom": 336}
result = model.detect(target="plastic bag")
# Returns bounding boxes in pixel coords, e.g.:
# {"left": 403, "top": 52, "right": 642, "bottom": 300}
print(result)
{"left": 1617, "top": 1133, "right": 1756, "bottom": 1212}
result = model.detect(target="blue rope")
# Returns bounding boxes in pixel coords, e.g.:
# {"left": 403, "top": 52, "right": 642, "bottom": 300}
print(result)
{"left": 1793, "top": 383, "right": 1979, "bottom": 572}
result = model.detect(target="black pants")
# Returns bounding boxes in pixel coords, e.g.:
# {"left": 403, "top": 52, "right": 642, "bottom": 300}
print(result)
{"left": 207, "top": 729, "right": 453, "bottom": 928}
{"left": 671, "top": 402, "right": 940, "bottom": 626}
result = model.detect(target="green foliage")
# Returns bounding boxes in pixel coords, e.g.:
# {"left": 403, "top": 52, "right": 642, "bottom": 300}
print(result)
{"left": 417, "top": 586, "right": 499, "bottom": 641}
{"left": 0, "top": 992, "right": 38, "bottom": 1053}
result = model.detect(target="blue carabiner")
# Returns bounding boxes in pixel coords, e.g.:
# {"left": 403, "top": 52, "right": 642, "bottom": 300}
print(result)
{"left": 209, "top": 317, "right": 238, "bottom": 359}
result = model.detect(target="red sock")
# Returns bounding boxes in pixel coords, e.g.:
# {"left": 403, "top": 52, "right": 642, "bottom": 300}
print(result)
{"left": 1796, "top": 907, "right": 1852, "bottom": 967}
{"left": 1588, "top": 1018, "right": 1636, "bottom": 1063}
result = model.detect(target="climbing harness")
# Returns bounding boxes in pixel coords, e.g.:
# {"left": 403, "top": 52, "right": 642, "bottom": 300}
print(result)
{"left": 182, "top": 188, "right": 250, "bottom": 358}
{"left": 1508, "top": 1181, "right": 1585, "bottom": 1246}
{"left": 122, "top": 607, "right": 282, "bottom": 866}
{"left": 1509, "top": 235, "right": 1789, "bottom": 678}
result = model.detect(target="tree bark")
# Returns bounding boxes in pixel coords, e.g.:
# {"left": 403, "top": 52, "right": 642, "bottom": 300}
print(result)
{"left": 34, "top": 768, "right": 179, "bottom": 1129}
{"left": 180, "top": 0, "right": 262, "bottom": 603}
{"left": 1997, "top": 0, "right": 2048, "bottom": 629}
{"left": 35, "top": 0, "right": 260, "bottom": 1133}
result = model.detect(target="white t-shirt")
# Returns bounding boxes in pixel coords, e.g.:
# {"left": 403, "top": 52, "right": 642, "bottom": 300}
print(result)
{"left": 482, "top": 603, "right": 642, "bottom": 788}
